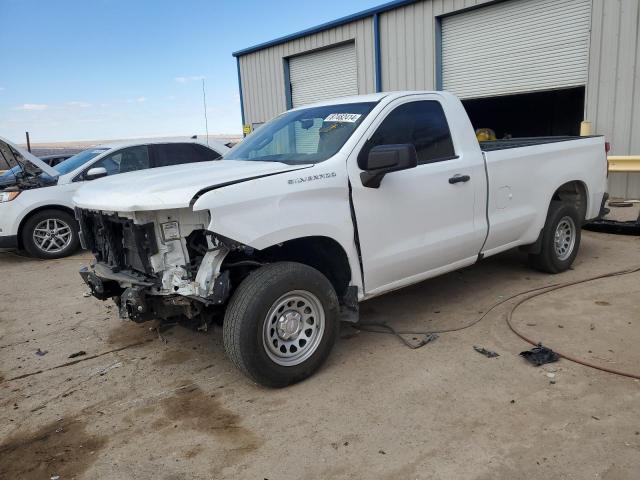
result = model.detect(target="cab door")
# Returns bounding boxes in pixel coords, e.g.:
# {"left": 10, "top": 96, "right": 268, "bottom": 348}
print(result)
{"left": 347, "top": 95, "right": 487, "bottom": 296}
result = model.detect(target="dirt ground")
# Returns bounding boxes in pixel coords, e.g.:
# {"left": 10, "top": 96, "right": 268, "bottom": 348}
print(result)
{"left": 1, "top": 230, "right": 639, "bottom": 480}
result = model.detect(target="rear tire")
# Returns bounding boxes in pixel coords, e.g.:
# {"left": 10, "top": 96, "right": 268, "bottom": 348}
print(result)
{"left": 21, "top": 209, "right": 80, "bottom": 259}
{"left": 223, "top": 262, "right": 339, "bottom": 388}
{"left": 529, "top": 201, "right": 581, "bottom": 273}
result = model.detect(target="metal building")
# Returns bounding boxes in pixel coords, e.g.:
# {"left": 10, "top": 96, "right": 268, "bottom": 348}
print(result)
{"left": 233, "top": 0, "right": 640, "bottom": 198}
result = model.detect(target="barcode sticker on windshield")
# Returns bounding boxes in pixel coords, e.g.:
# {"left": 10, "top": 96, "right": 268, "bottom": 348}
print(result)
{"left": 324, "top": 113, "right": 362, "bottom": 123}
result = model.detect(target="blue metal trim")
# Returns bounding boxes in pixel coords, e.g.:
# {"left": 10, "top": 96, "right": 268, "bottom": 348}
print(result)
{"left": 373, "top": 13, "right": 382, "bottom": 92}
{"left": 434, "top": 16, "right": 443, "bottom": 91}
{"left": 236, "top": 57, "right": 246, "bottom": 126}
{"left": 283, "top": 58, "right": 293, "bottom": 110}
{"left": 232, "top": 0, "right": 419, "bottom": 57}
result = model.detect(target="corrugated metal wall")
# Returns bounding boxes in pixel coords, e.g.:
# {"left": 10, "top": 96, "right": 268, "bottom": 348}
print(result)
{"left": 379, "top": 0, "right": 491, "bottom": 91}
{"left": 441, "top": 0, "right": 592, "bottom": 99}
{"left": 587, "top": 0, "right": 640, "bottom": 199}
{"left": 289, "top": 42, "right": 359, "bottom": 107}
{"left": 237, "top": 0, "right": 640, "bottom": 198}
{"left": 238, "top": 18, "right": 375, "bottom": 125}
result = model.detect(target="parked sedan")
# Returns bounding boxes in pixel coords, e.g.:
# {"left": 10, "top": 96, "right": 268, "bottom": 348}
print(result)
{"left": 0, "top": 137, "right": 228, "bottom": 258}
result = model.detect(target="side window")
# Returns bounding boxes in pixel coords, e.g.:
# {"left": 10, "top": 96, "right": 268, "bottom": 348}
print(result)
{"left": 154, "top": 143, "right": 203, "bottom": 167}
{"left": 192, "top": 144, "right": 222, "bottom": 161}
{"left": 89, "top": 146, "right": 150, "bottom": 177}
{"left": 360, "top": 101, "right": 456, "bottom": 167}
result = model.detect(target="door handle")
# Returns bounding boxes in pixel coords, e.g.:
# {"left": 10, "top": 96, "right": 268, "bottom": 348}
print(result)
{"left": 449, "top": 174, "right": 470, "bottom": 184}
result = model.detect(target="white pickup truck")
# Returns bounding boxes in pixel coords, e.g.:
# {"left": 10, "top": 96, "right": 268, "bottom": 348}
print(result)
{"left": 74, "top": 91, "right": 608, "bottom": 387}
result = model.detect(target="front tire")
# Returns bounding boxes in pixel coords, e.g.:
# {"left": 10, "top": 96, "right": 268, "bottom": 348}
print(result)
{"left": 223, "top": 262, "right": 339, "bottom": 388}
{"left": 529, "top": 201, "right": 581, "bottom": 273}
{"left": 21, "top": 209, "right": 80, "bottom": 259}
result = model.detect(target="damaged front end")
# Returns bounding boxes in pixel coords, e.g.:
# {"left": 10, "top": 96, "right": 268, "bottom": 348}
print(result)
{"left": 77, "top": 207, "right": 234, "bottom": 324}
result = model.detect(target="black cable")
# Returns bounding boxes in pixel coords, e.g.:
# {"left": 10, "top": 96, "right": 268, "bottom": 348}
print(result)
{"left": 351, "top": 281, "right": 562, "bottom": 345}
{"left": 351, "top": 265, "right": 640, "bottom": 381}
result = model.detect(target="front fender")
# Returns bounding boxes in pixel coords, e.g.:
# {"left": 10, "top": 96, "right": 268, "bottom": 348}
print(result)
{"left": 191, "top": 164, "right": 363, "bottom": 291}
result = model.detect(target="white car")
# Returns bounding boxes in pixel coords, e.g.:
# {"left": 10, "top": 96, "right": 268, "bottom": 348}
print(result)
{"left": 74, "top": 91, "right": 608, "bottom": 387}
{"left": 0, "top": 138, "right": 228, "bottom": 258}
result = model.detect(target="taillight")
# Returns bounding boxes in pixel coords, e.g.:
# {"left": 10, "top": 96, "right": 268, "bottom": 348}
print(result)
{"left": 605, "top": 141, "right": 611, "bottom": 177}
{"left": 605, "top": 141, "right": 611, "bottom": 153}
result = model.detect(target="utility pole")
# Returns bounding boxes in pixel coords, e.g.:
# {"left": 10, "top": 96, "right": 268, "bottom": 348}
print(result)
{"left": 25, "top": 132, "right": 31, "bottom": 152}
{"left": 202, "top": 79, "right": 209, "bottom": 146}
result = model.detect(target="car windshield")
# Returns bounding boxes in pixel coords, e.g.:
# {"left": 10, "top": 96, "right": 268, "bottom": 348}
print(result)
{"left": 225, "top": 102, "right": 376, "bottom": 164}
{"left": 53, "top": 148, "right": 110, "bottom": 175}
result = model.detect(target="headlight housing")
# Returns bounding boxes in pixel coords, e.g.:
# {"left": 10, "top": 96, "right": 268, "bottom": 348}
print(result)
{"left": 0, "top": 191, "right": 20, "bottom": 203}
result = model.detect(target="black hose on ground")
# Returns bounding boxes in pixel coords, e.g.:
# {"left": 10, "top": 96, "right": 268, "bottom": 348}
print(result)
{"left": 353, "top": 266, "right": 640, "bottom": 380}
{"left": 505, "top": 266, "right": 640, "bottom": 380}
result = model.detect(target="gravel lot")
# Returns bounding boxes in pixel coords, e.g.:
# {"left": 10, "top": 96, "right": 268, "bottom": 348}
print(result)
{"left": 1, "top": 230, "right": 639, "bottom": 479}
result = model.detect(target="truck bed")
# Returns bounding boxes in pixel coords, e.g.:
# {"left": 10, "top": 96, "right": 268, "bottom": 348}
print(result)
{"left": 479, "top": 136, "right": 592, "bottom": 152}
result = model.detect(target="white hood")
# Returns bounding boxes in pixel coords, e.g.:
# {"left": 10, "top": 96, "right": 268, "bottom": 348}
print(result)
{"left": 73, "top": 160, "right": 310, "bottom": 211}
{"left": 0, "top": 135, "right": 59, "bottom": 178}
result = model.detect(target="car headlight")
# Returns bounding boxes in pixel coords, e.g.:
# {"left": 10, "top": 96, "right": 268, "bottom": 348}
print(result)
{"left": 0, "top": 191, "right": 20, "bottom": 203}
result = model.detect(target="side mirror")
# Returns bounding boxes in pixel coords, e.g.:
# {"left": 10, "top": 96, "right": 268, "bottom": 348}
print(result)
{"left": 85, "top": 167, "right": 108, "bottom": 180}
{"left": 360, "top": 144, "right": 418, "bottom": 188}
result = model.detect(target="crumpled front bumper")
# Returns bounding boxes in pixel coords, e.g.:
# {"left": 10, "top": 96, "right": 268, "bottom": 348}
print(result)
{"left": 79, "top": 263, "right": 206, "bottom": 323}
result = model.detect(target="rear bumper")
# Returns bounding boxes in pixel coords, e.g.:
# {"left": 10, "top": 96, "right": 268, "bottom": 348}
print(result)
{"left": 0, "top": 235, "right": 18, "bottom": 249}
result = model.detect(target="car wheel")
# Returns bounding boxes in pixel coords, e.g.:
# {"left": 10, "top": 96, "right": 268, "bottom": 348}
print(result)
{"left": 223, "top": 261, "right": 340, "bottom": 388}
{"left": 529, "top": 201, "right": 581, "bottom": 273}
{"left": 22, "top": 209, "right": 80, "bottom": 259}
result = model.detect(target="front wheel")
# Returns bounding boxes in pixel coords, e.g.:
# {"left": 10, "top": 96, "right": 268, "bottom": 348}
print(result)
{"left": 223, "top": 262, "right": 339, "bottom": 388}
{"left": 529, "top": 201, "right": 581, "bottom": 273}
{"left": 21, "top": 209, "right": 80, "bottom": 259}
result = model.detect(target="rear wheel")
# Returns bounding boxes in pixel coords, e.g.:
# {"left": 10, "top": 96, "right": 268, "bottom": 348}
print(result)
{"left": 22, "top": 209, "right": 80, "bottom": 259}
{"left": 223, "top": 262, "right": 339, "bottom": 388}
{"left": 529, "top": 201, "right": 581, "bottom": 273}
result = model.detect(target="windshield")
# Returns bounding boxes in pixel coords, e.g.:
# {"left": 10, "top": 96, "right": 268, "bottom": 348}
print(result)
{"left": 53, "top": 148, "right": 110, "bottom": 175}
{"left": 225, "top": 102, "right": 376, "bottom": 164}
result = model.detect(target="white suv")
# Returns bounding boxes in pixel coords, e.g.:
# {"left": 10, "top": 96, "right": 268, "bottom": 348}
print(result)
{"left": 0, "top": 137, "right": 228, "bottom": 258}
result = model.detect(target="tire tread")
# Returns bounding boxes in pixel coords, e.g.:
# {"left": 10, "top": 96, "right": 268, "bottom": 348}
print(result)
{"left": 21, "top": 209, "right": 80, "bottom": 259}
{"left": 223, "top": 261, "right": 338, "bottom": 387}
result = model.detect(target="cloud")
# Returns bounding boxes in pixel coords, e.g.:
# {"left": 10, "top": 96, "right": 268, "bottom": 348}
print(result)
{"left": 126, "top": 97, "right": 147, "bottom": 103}
{"left": 14, "top": 103, "right": 48, "bottom": 111}
{"left": 175, "top": 75, "right": 205, "bottom": 83}
{"left": 67, "top": 101, "right": 92, "bottom": 108}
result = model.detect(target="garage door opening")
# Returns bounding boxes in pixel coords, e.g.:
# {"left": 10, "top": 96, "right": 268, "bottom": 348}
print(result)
{"left": 462, "top": 87, "right": 585, "bottom": 138}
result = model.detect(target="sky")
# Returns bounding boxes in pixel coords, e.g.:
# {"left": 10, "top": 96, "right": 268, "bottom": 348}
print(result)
{"left": 0, "top": 0, "right": 378, "bottom": 143}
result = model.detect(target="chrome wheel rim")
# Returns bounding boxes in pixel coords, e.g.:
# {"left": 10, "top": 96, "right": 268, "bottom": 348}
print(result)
{"left": 262, "top": 290, "right": 325, "bottom": 366}
{"left": 554, "top": 216, "right": 576, "bottom": 261}
{"left": 33, "top": 218, "right": 73, "bottom": 254}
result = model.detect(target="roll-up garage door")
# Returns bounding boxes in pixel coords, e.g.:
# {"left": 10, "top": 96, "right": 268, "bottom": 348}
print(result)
{"left": 289, "top": 42, "right": 358, "bottom": 108}
{"left": 441, "top": 0, "right": 591, "bottom": 99}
